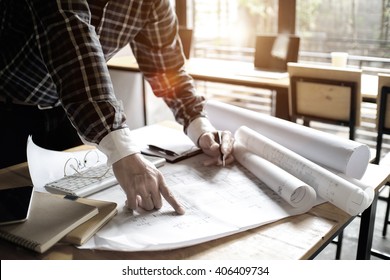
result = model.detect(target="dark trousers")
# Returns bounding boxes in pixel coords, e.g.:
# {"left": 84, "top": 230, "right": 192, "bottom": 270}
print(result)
{"left": 0, "top": 102, "right": 82, "bottom": 169}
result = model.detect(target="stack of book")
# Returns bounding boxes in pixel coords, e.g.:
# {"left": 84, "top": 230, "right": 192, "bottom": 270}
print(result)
{"left": 0, "top": 191, "right": 117, "bottom": 253}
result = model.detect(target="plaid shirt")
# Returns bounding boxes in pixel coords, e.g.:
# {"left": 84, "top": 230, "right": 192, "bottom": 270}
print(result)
{"left": 0, "top": 0, "right": 206, "bottom": 144}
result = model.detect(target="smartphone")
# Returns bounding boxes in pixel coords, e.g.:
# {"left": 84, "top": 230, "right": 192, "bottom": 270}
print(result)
{"left": 0, "top": 185, "right": 34, "bottom": 225}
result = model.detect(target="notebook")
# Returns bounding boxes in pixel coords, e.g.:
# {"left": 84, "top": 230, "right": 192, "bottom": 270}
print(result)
{"left": 140, "top": 124, "right": 202, "bottom": 163}
{"left": 61, "top": 195, "right": 117, "bottom": 246}
{"left": 0, "top": 192, "right": 98, "bottom": 253}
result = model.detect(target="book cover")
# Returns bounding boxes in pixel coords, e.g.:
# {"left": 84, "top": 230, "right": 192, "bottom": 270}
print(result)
{"left": 138, "top": 124, "right": 201, "bottom": 163}
{"left": 0, "top": 192, "right": 98, "bottom": 253}
{"left": 61, "top": 196, "right": 117, "bottom": 245}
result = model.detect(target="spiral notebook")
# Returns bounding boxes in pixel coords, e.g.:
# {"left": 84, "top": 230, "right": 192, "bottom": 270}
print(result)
{"left": 0, "top": 192, "right": 98, "bottom": 253}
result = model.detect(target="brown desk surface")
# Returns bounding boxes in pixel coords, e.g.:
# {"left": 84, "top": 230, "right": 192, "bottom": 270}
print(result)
{"left": 107, "top": 56, "right": 379, "bottom": 97}
{"left": 0, "top": 157, "right": 388, "bottom": 260}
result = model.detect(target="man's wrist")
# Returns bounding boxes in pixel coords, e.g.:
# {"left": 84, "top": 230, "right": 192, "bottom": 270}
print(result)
{"left": 98, "top": 128, "right": 140, "bottom": 166}
{"left": 187, "top": 117, "right": 216, "bottom": 146}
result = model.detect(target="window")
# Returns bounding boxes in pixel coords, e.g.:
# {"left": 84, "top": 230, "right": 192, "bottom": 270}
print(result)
{"left": 188, "top": 0, "right": 390, "bottom": 67}
{"left": 190, "top": 0, "right": 278, "bottom": 61}
{"left": 296, "top": 0, "right": 390, "bottom": 68}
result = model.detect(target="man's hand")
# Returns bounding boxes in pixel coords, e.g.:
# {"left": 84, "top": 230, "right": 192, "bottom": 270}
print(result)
{"left": 112, "top": 153, "right": 185, "bottom": 215}
{"left": 198, "top": 130, "right": 235, "bottom": 166}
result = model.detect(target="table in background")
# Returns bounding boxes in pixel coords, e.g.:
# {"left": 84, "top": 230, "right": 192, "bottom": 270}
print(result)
{"left": 107, "top": 56, "right": 291, "bottom": 121}
{"left": 107, "top": 56, "right": 383, "bottom": 123}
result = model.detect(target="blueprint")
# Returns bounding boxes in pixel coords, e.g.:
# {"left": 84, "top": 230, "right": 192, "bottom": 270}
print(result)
{"left": 80, "top": 153, "right": 316, "bottom": 251}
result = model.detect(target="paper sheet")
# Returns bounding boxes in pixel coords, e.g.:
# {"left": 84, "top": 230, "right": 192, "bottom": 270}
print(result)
{"left": 234, "top": 126, "right": 374, "bottom": 216}
{"left": 81, "top": 154, "right": 318, "bottom": 251}
{"left": 271, "top": 34, "right": 290, "bottom": 60}
{"left": 234, "top": 144, "right": 317, "bottom": 211}
{"left": 26, "top": 136, "right": 107, "bottom": 191}
{"left": 142, "top": 125, "right": 199, "bottom": 156}
{"left": 205, "top": 100, "right": 370, "bottom": 179}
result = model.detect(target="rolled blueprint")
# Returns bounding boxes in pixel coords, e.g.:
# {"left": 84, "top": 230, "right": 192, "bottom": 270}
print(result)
{"left": 234, "top": 143, "right": 317, "bottom": 212}
{"left": 205, "top": 100, "right": 370, "bottom": 179}
{"left": 234, "top": 126, "right": 374, "bottom": 216}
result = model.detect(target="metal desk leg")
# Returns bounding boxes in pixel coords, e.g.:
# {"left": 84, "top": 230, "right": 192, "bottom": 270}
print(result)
{"left": 356, "top": 192, "right": 379, "bottom": 259}
{"left": 273, "top": 88, "right": 290, "bottom": 121}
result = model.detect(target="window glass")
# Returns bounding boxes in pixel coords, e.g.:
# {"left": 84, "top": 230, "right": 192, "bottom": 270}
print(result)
{"left": 296, "top": 0, "right": 390, "bottom": 68}
{"left": 191, "top": 0, "right": 277, "bottom": 60}
{"left": 190, "top": 0, "right": 390, "bottom": 68}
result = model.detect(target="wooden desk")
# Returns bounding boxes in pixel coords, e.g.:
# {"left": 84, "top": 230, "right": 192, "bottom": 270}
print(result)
{"left": 0, "top": 157, "right": 388, "bottom": 260}
{"left": 107, "top": 56, "right": 291, "bottom": 121}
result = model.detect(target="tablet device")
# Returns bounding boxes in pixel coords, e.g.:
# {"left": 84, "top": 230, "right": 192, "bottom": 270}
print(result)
{"left": 0, "top": 185, "right": 34, "bottom": 225}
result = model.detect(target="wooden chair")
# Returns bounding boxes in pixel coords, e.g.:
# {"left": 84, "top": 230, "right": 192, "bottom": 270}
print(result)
{"left": 287, "top": 62, "right": 362, "bottom": 259}
{"left": 372, "top": 74, "right": 390, "bottom": 259}
{"left": 254, "top": 34, "right": 300, "bottom": 72}
{"left": 287, "top": 62, "right": 362, "bottom": 140}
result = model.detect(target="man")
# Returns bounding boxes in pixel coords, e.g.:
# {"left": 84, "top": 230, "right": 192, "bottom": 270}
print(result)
{"left": 0, "top": 0, "right": 234, "bottom": 214}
